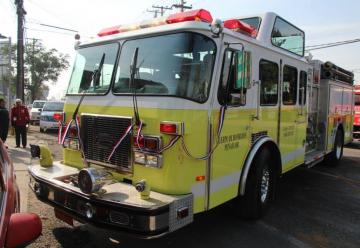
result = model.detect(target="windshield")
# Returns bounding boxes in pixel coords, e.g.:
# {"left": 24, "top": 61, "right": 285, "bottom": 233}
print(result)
{"left": 113, "top": 32, "right": 216, "bottom": 102}
{"left": 43, "top": 102, "right": 64, "bottom": 111}
{"left": 33, "top": 101, "right": 45, "bottom": 108}
{"left": 67, "top": 43, "right": 119, "bottom": 94}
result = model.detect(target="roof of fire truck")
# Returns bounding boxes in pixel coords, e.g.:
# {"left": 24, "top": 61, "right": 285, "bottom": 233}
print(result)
{"left": 78, "top": 10, "right": 307, "bottom": 62}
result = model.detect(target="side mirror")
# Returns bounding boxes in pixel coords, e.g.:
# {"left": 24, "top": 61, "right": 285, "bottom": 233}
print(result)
{"left": 5, "top": 213, "right": 42, "bottom": 247}
{"left": 234, "top": 50, "right": 251, "bottom": 90}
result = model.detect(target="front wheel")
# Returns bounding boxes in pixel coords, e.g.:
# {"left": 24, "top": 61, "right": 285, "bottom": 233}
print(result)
{"left": 236, "top": 149, "right": 277, "bottom": 219}
{"left": 40, "top": 127, "right": 44, "bottom": 133}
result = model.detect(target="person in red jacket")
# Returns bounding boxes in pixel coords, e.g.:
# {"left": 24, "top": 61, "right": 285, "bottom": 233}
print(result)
{"left": 11, "top": 99, "right": 30, "bottom": 148}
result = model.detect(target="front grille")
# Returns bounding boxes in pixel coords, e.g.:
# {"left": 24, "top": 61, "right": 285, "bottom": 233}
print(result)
{"left": 81, "top": 114, "right": 132, "bottom": 171}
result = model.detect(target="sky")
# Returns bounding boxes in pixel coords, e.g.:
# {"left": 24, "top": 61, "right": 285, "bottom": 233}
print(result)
{"left": 1, "top": 0, "right": 359, "bottom": 100}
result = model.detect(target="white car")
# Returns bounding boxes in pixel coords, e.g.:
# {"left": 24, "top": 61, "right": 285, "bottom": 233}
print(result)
{"left": 30, "top": 100, "right": 46, "bottom": 125}
{"left": 40, "top": 101, "right": 64, "bottom": 132}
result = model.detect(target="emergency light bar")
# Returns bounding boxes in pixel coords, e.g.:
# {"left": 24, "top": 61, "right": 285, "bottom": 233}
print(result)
{"left": 166, "top": 9, "right": 213, "bottom": 24}
{"left": 98, "top": 9, "right": 213, "bottom": 37}
{"left": 223, "top": 19, "right": 257, "bottom": 37}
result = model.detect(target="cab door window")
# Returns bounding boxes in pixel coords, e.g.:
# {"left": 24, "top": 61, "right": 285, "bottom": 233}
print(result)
{"left": 259, "top": 60, "right": 279, "bottom": 105}
{"left": 299, "top": 71, "right": 307, "bottom": 105}
{"left": 218, "top": 49, "right": 251, "bottom": 106}
{"left": 282, "top": 65, "right": 298, "bottom": 105}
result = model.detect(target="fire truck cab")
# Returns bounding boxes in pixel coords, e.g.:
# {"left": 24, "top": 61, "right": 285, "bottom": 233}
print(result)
{"left": 28, "top": 9, "right": 354, "bottom": 237}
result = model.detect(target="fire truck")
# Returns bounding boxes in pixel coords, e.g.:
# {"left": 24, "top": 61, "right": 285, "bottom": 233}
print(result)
{"left": 354, "top": 85, "right": 360, "bottom": 140}
{"left": 28, "top": 9, "right": 355, "bottom": 237}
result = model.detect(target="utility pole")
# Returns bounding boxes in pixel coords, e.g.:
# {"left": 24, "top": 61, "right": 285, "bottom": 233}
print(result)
{"left": 172, "top": 0, "right": 192, "bottom": 12}
{"left": 146, "top": 8, "right": 160, "bottom": 18}
{"left": 151, "top": 5, "right": 172, "bottom": 17}
{"left": 15, "top": 0, "right": 26, "bottom": 102}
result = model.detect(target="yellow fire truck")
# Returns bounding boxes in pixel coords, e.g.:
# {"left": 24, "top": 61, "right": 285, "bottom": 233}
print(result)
{"left": 28, "top": 9, "right": 355, "bottom": 237}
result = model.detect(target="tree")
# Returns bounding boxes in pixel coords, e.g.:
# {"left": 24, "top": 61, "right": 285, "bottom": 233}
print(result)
{"left": 25, "top": 40, "right": 69, "bottom": 101}
{"left": 1, "top": 40, "right": 69, "bottom": 102}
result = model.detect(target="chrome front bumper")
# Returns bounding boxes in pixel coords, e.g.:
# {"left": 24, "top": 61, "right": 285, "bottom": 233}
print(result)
{"left": 28, "top": 162, "right": 193, "bottom": 237}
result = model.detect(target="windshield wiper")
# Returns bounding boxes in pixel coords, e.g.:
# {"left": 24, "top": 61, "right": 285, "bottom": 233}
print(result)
{"left": 130, "top": 47, "right": 141, "bottom": 126}
{"left": 92, "top": 53, "right": 106, "bottom": 88}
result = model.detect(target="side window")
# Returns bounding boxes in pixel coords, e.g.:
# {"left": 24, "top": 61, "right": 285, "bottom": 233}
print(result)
{"left": 282, "top": 65, "right": 297, "bottom": 105}
{"left": 271, "top": 17, "right": 305, "bottom": 56}
{"left": 259, "top": 60, "right": 279, "bottom": 105}
{"left": 299, "top": 71, "right": 307, "bottom": 104}
{"left": 218, "top": 50, "right": 251, "bottom": 106}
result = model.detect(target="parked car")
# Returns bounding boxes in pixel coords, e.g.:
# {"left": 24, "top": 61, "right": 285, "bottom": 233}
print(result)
{"left": 0, "top": 139, "right": 42, "bottom": 247}
{"left": 40, "top": 101, "right": 64, "bottom": 132}
{"left": 30, "top": 100, "right": 46, "bottom": 125}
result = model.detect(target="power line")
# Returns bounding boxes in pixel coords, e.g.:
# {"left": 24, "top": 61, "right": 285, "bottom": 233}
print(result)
{"left": 38, "top": 23, "right": 78, "bottom": 33}
{"left": 306, "top": 38, "right": 360, "bottom": 51}
{"left": 25, "top": 27, "right": 75, "bottom": 36}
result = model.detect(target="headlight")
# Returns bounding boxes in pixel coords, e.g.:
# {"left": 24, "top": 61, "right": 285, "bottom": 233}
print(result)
{"left": 134, "top": 152, "right": 162, "bottom": 168}
{"left": 146, "top": 155, "right": 159, "bottom": 167}
{"left": 134, "top": 152, "right": 145, "bottom": 164}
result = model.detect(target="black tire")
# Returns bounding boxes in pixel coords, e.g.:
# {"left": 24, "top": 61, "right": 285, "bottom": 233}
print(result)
{"left": 326, "top": 129, "right": 344, "bottom": 166}
{"left": 236, "top": 149, "right": 277, "bottom": 219}
{"left": 40, "top": 127, "right": 44, "bottom": 133}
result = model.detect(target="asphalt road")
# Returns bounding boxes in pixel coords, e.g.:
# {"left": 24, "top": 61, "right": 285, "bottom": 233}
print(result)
{"left": 8, "top": 126, "right": 360, "bottom": 248}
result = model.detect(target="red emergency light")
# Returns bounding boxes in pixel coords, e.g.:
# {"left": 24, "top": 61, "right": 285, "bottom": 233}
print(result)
{"left": 223, "top": 19, "right": 257, "bottom": 37}
{"left": 98, "top": 25, "right": 122, "bottom": 37}
{"left": 98, "top": 9, "right": 213, "bottom": 37}
{"left": 166, "top": 9, "right": 213, "bottom": 24}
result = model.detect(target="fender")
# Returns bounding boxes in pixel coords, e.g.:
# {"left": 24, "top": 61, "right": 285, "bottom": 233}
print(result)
{"left": 239, "top": 136, "right": 280, "bottom": 196}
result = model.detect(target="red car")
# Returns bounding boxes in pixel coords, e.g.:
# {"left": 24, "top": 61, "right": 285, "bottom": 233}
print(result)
{"left": 0, "top": 139, "right": 42, "bottom": 247}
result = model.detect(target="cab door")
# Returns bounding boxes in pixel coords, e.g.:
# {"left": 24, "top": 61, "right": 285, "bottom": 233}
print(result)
{"left": 294, "top": 70, "right": 309, "bottom": 165}
{"left": 209, "top": 45, "right": 252, "bottom": 210}
{"left": 279, "top": 64, "right": 299, "bottom": 171}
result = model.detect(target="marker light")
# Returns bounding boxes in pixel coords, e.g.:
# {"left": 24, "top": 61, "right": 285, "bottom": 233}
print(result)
{"left": 196, "top": 175, "right": 206, "bottom": 182}
{"left": 160, "top": 121, "right": 184, "bottom": 136}
{"left": 133, "top": 136, "right": 161, "bottom": 152}
{"left": 223, "top": 19, "right": 257, "bottom": 37}
{"left": 53, "top": 112, "right": 63, "bottom": 122}
{"left": 166, "top": 9, "right": 213, "bottom": 24}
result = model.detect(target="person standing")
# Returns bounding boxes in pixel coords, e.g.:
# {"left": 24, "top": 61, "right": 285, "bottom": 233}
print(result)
{"left": 11, "top": 99, "right": 30, "bottom": 148}
{"left": 0, "top": 99, "right": 9, "bottom": 142}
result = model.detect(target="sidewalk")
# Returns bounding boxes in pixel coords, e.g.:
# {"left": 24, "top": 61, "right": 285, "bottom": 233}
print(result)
{"left": 6, "top": 129, "right": 39, "bottom": 212}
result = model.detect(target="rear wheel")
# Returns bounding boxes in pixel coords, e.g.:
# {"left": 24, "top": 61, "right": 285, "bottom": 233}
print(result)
{"left": 40, "top": 127, "right": 44, "bottom": 133}
{"left": 326, "top": 129, "right": 344, "bottom": 166}
{"left": 236, "top": 149, "right": 277, "bottom": 219}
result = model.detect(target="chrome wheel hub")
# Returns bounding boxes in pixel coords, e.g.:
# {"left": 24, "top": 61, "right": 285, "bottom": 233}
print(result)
{"left": 336, "top": 143, "right": 342, "bottom": 159}
{"left": 260, "top": 166, "right": 270, "bottom": 203}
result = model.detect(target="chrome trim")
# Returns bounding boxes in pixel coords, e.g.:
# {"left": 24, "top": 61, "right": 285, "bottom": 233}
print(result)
{"left": 85, "top": 159, "right": 132, "bottom": 173}
{"left": 240, "top": 136, "right": 275, "bottom": 196}
{"left": 80, "top": 112, "right": 133, "bottom": 121}
{"left": 205, "top": 122, "right": 213, "bottom": 210}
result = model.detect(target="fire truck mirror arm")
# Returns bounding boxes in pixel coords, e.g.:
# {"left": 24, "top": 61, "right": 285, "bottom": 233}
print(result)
{"left": 251, "top": 80, "right": 261, "bottom": 120}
